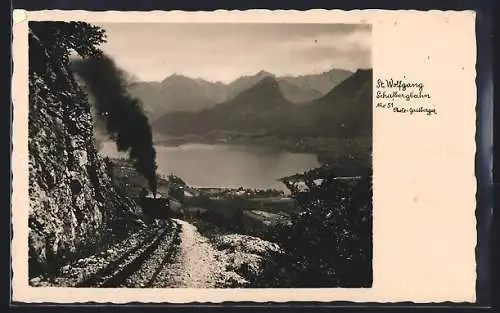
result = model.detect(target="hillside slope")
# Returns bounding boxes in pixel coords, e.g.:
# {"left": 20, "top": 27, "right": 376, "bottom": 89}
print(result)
{"left": 153, "top": 69, "right": 372, "bottom": 139}
{"left": 127, "top": 69, "right": 350, "bottom": 120}
{"left": 153, "top": 76, "right": 292, "bottom": 135}
{"left": 289, "top": 68, "right": 373, "bottom": 137}
{"left": 28, "top": 23, "right": 143, "bottom": 277}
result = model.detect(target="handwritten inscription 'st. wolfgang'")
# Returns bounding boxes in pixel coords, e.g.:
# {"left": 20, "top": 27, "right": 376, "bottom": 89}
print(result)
{"left": 376, "top": 78, "right": 424, "bottom": 92}
{"left": 375, "top": 77, "right": 436, "bottom": 116}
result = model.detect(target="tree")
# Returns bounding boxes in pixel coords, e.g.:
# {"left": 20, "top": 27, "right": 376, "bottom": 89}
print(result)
{"left": 29, "top": 21, "right": 106, "bottom": 64}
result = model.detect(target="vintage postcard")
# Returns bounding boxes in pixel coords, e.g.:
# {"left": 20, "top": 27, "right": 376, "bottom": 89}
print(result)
{"left": 11, "top": 9, "right": 477, "bottom": 303}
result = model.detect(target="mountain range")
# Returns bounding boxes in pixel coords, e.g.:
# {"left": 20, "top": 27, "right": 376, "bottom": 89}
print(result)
{"left": 153, "top": 68, "right": 372, "bottom": 139}
{"left": 128, "top": 68, "right": 353, "bottom": 120}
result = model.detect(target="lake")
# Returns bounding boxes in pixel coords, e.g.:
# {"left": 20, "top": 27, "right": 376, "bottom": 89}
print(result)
{"left": 99, "top": 142, "right": 320, "bottom": 191}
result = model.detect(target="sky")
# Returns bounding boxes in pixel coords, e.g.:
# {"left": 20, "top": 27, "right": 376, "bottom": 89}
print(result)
{"left": 96, "top": 23, "right": 372, "bottom": 84}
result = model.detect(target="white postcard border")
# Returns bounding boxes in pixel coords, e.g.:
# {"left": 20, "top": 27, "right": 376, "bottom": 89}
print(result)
{"left": 12, "top": 9, "right": 477, "bottom": 303}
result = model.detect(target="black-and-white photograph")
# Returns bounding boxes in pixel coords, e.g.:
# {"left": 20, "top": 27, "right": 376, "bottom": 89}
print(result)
{"left": 28, "top": 21, "right": 373, "bottom": 289}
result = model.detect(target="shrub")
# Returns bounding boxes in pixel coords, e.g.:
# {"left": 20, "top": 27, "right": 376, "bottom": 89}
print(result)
{"left": 257, "top": 168, "right": 372, "bottom": 288}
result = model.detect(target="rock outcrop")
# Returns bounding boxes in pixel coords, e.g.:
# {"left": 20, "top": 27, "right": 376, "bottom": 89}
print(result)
{"left": 28, "top": 28, "right": 142, "bottom": 277}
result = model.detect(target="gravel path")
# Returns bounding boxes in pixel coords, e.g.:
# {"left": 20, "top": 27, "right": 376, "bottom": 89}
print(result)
{"left": 154, "top": 219, "right": 245, "bottom": 288}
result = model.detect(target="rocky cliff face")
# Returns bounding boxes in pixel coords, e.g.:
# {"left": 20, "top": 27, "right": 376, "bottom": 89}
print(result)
{"left": 28, "top": 31, "right": 142, "bottom": 277}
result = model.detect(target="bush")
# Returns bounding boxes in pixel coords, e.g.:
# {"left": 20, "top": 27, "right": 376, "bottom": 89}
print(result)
{"left": 257, "top": 168, "right": 372, "bottom": 288}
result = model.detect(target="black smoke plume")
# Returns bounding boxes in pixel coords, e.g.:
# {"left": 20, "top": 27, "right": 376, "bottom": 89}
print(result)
{"left": 71, "top": 54, "right": 158, "bottom": 196}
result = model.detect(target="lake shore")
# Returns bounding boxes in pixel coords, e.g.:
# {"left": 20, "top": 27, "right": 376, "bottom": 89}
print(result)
{"left": 101, "top": 140, "right": 321, "bottom": 192}
{"left": 153, "top": 133, "right": 371, "bottom": 176}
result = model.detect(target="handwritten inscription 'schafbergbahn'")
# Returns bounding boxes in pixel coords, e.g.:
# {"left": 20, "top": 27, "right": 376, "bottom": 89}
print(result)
{"left": 375, "top": 78, "right": 436, "bottom": 116}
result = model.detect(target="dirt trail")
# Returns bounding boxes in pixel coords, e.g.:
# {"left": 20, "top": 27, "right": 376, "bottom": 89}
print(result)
{"left": 154, "top": 219, "right": 244, "bottom": 288}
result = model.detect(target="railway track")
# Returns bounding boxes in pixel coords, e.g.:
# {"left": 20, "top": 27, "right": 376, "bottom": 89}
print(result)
{"left": 122, "top": 224, "right": 181, "bottom": 288}
{"left": 77, "top": 220, "right": 181, "bottom": 288}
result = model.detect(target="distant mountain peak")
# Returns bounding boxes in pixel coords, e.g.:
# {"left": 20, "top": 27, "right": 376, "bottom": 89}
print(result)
{"left": 326, "top": 68, "right": 353, "bottom": 74}
{"left": 256, "top": 75, "right": 279, "bottom": 85}
{"left": 255, "top": 70, "right": 275, "bottom": 77}
{"left": 353, "top": 68, "right": 373, "bottom": 75}
{"left": 320, "top": 67, "right": 372, "bottom": 100}
{"left": 219, "top": 74, "right": 287, "bottom": 110}
{"left": 161, "top": 73, "right": 198, "bottom": 84}
{"left": 170, "top": 73, "right": 185, "bottom": 78}
{"left": 246, "top": 76, "right": 282, "bottom": 97}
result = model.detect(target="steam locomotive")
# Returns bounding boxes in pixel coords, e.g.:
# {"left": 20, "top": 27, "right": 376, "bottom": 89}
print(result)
{"left": 138, "top": 192, "right": 171, "bottom": 219}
